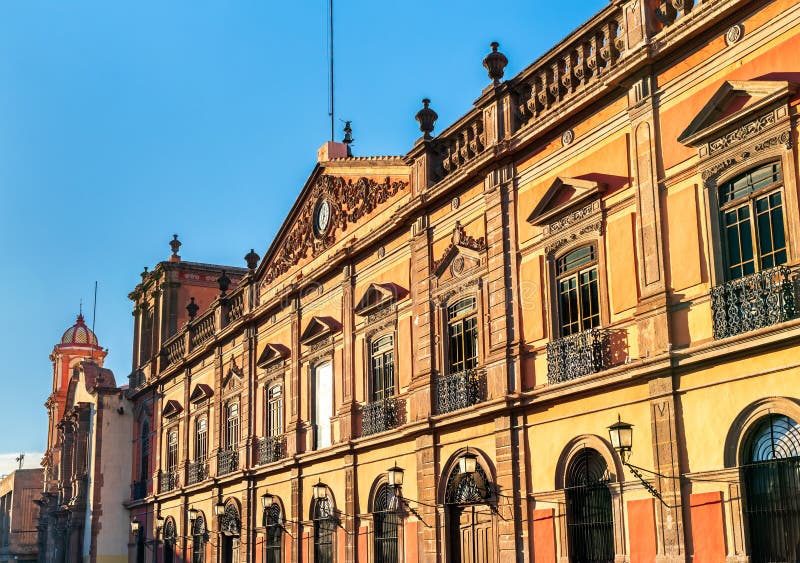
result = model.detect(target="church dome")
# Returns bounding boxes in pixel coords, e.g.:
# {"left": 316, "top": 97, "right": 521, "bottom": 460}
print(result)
{"left": 61, "top": 314, "right": 99, "bottom": 346}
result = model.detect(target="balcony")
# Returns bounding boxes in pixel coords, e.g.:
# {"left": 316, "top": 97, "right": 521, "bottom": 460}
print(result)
{"left": 217, "top": 448, "right": 239, "bottom": 476}
{"left": 361, "top": 397, "right": 401, "bottom": 436}
{"left": 158, "top": 471, "right": 179, "bottom": 494}
{"left": 547, "top": 328, "right": 611, "bottom": 385}
{"left": 255, "top": 435, "right": 286, "bottom": 466}
{"left": 186, "top": 461, "right": 208, "bottom": 486}
{"left": 710, "top": 266, "right": 798, "bottom": 340}
{"left": 436, "top": 369, "right": 486, "bottom": 415}
{"left": 131, "top": 480, "right": 147, "bottom": 501}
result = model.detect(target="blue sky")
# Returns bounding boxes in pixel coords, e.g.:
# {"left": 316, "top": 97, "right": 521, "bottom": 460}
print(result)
{"left": 0, "top": 0, "right": 606, "bottom": 455}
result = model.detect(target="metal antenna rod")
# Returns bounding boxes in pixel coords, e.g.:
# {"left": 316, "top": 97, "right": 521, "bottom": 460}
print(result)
{"left": 91, "top": 281, "right": 98, "bottom": 362}
{"left": 328, "top": 0, "right": 335, "bottom": 141}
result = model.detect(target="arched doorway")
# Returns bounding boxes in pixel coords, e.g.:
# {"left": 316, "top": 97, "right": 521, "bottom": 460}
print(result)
{"left": 740, "top": 414, "right": 800, "bottom": 562}
{"left": 444, "top": 459, "right": 494, "bottom": 563}
{"left": 220, "top": 503, "right": 241, "bottom": 563}
{"left": 191, "top": 515, "right": 207, "bottom": 563}
{"left": 313, "top": 496, "right": 335, "bottom": 563}
{"left": 264, "top": 504, "right": 282, "bottom": 563}
{"left": 372, "top": 484, "right": 399, "bottom": 563}
{"left": 162, "top": 517, "right": 176, "bottom": 563}
{"left": 564, "top": 448, "right": 614, "bottom": 563}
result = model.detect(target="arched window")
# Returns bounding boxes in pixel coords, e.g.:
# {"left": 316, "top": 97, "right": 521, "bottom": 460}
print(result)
{"left": 313, "top": 497, "right": 335, "bottom": 563}
{"left": 195, "top": 417, "right": 208, "bottom": 461}
{"left": 556, "top": 245, "right": 600, "bottom": 336}
{"left": 192, "top": 514, "right": 206, "bottom": 563}
{"left": 163, "top": 517, "right": 176, "bottom": 563}
{"left": 373, "top": 484, "right": 399, "bottom": 563}
{"left": 447, "top": 297, "right": 478, "bottom": 374}
{"left": 264, "top": 504, "right": 282, "bottom": 563}
{"left": 226, "top": 403, "right": 240, "bottom": 449}
{"left": 564, "top": 448, "right": 614, "bottom": 562}
{"left": 140, "top": 421, "right": 150, "bottom": 483}
{"left": 444, "top": 458, "right": 494, "bottom": 562}
{"left": 371, "top": 336, "right": 395, "bottom": 402}
{"left": 220, "top": 503, "right": 241, "bottom": 563}
{"left": 740, "top": 414, "right": 800, "bottom": 561}
{"left": 718, "top": 161, "right": 787, "bottom": 280}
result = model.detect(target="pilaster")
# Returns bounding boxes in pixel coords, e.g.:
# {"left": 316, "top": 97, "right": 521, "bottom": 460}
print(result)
{"left": 415, "top": 433, "right": 438, "bottom": 563}
{"left": 338, "top": 264, "right": 357, "bottom": 440}
{"left": 409, "top": 217, "right": 435, "bottom": 421}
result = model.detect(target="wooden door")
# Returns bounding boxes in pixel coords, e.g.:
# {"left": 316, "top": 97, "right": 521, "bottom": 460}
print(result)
{"left": 451, "top": 505, "right": 495, "bottom": 563}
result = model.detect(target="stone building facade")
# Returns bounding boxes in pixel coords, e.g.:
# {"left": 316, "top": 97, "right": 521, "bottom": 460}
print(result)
{"left": 0, "top": 469, "right": 42, "bottom": 563}
{"left": 125, "top": 1, "right": 800, "bottom": 562}
{"left": 38, "top": 317, "right": 132, "bottom": 563}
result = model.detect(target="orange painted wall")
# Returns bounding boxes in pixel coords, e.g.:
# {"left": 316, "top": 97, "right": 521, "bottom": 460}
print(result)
{"left": 405, "top": 521, "right": 419, "bottom": 563}
{"left": 532, "top": 508, "right": 556, "bottom": 563}
{"left": 627, "top": 498, "right": 657, "bottom": 563}
{"left": 690, "top": 491, "right": 726, "bottom": 563}
{"left": 666, "top": 185, "right": 703, "bottom": 292}
{"left": 607, "top": 213, "right": 638, "bottom": 314}
{"left": 520, "top": 255, "right": 545, "bottom": 343}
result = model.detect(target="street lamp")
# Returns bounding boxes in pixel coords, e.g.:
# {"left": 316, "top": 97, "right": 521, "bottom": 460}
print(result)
{"left": 387, "top": 463, "right": 405, "bottom": 489}
{"left": 608, "top": 415, "right": 634, "bottom": 462}
{"left": 214, "top": 502, "right": 226, "bottom": 517}
{"left": 312, "top": 479, "right": 327, "bottom": 500}
{"left": 261, "top": 492, "right": 274, "bottom": 510}
{"left": 187, "top": 506, "right": 198, "bottom": 525}
{"left": 458, "top": 449, "right": 478, "bottom": 475}
{"left": 156, "top": 515, "right": 165, "bottom": 533}
{"left": 130, "top": 518, "right": 140, "bottom": 535}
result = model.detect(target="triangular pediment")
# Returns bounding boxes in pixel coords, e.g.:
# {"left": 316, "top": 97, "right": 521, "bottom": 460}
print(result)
{"left": 256, "top": 343, "right": 290, "bottom": 368}
{"left": 678, "top": 80, "right": 798, "bottom": 147}
{"left": 222, "top": 357, "right": 244, "bottom": 389}
{"left": 300, "top": 316, "right": 341, "bottom": 345}
{"left": 526, "top": 177, "right": 606, "bottom": 227}
{"left": 189, "top": 383, "right": 214, "bottom": 404}
{"left": 354, "top": 283, "right": 408, "bottom": 316}
{"left": 162, "top": 400, "right": 183, "bottom": 419}
{"left": 433, "top": 222, "right": 487, "bottom": 278}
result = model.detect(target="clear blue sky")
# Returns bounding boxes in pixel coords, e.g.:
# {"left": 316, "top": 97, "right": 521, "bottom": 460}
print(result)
{"left": 0, "top": 1, "right": 606, "bottom": 455}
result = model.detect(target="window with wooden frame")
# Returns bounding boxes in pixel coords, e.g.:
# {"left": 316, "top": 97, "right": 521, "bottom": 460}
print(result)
{"left": 266, "top": 384, "right": 283, "bottom": 438}
{"left": 166, "top": 429, "right": 179, "bottom": 474}
{"left": 556, "top": 245, "right": 601, "bottom": 337}
{"left": 225, "top": 403, "right": 240, "bottom": 450}
{"left": 195, "top": 417, "right": 208, "bottom": 461}
{"left": 140, "top": 420, "right": 150, "bottom": 482}
{"left": 370, "top": 335, "right": 395, "bottom": 402}
{"left": 718, "top": 161, "right": 787, "bottom": 280}
{"left": 447, "top": 297, "right": 478, "bottom": 374}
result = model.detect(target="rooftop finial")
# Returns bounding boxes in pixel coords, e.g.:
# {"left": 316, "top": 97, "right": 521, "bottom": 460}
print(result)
{"left": 169, "top": 234, "right": 182, "bottom": 262}
{"left": 483, "top": 41, "right": 508, "bottom": 85}
{"left": 342, "top": 121, "right": 354, "bottom": 156}
{"left": 415, "top": 99, "right": 438, "bottom": 140}
{"left": 245, "top": 248, "right": 260, "bottom": 271}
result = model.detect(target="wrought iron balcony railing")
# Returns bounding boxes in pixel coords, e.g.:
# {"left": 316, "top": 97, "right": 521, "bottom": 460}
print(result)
{"left": 186, "top": 461, "right": 208, "bottom": 486}
{"left": 436, "top": 369, "right": 486, "bottom": 415}
{"left": 547, "top": 328, "right": 611, "bottom": 385}
{"left": 255, "top": 435, "right": 286, "bottom": 466}
{"left": 131, "top": 480, "right": 147, "bottom": 501}
{"left": 217, "top": 448, "right": 239, "bottom": 476}
{"left": 710, "top": 266, "right": 798, "bottom": 340}
{"left": 361, "top": 397, "right": 400, "bottom": 436}
{"left": 158, "top": 471, "right": 179, "bottom": 494}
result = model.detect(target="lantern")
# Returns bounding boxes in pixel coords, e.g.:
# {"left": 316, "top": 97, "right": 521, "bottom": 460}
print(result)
{"left": 608, "top": 415, "right": 634, "bottom": 461}
{"left": 387, "top": 463, "right": 405, "bottom": 488}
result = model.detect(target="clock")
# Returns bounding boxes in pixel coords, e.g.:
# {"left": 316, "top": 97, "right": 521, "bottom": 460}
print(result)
{"left": 314, "top": 199, "right": 332, "bottom": 238}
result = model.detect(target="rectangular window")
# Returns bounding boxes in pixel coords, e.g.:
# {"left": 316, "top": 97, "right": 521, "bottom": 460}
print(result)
{"left": 719, "top": 162, "right": 787, "bottom": 280}
{"left": 557, "top": 246, "right": 600, "bottom": 336}
{"left": 447, "top": 298, "right": 478, "bottom": 374}
{"left": 314, "top": 363, "right": 333, "bottom": 449}
{"left": 195, "top": 418, "right": 208, "bottom": 461}
{"left": 371, "top": 336, "right": 395, "bottom": 402}
{"left": 167, "top": 431, "right": 178, "bottom": 473}
{"left": 226, "top": 404, "right": 240, "bottom": 449}
{"left": 267, "top": 386, "right": 283, "bottom": 437}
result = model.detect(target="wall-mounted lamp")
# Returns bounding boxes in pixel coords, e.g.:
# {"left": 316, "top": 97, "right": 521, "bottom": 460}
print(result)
{"left": 261, "top": 492, "right": 274, "bottom": 510}
{"left": 312, "top": 479, "right": 328, "bottom": 500}
{"left": 214, "top": 502, "right": 226, "bottom": 517}
{"left": 607, "top": 414, "right": 665, "bottom": 504}
{"left": 387, "top": 463, "right": 405, "bottom": 490}
{"left": 156, "top": 515, "right": 165, "bottom": 533}
{"left": 130, "top": 518, "right": 140, "bottom": 535}
{"left": 458, "top": 449, "right": 478, "bottom": 475}
{"left": 187, "top": 506, "right": 198, "bottom": 524}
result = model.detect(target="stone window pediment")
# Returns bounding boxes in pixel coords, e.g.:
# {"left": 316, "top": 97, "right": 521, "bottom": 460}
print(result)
{"left": 433, "top": 222, "right": 487, "bottom": 278}
{"left": 222, "top": 357, "right": 244, "bottom": 390}
{"left": 526, "top": 177, "right": 607, "bottom": 227}
{"left": 678, "top": 80, "right": 797, "bottom": 156}
{"left": 162, "top": 400, "right": 183, "bottom": 419}
{"left": 354, "top": 283, "right": 407, "bottom": 316}
{"left": 189, "top": 383, "right": 214, "bottom": 404}
{"left": 256, "top": 343, "right": 290, "bottom": 369}
{"left": 300, "top": 316, "right": 341, "bottom": 346}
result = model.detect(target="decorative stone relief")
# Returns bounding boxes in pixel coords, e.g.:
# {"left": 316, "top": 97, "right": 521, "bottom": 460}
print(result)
{"left": 725, "top": 24, "right": 744, "bottom": 46}
{"left": 561, "top": 129, "right": 575, "bottom": 146}
{"left": 708, "top": 111, "right": 778, "bottom": 155}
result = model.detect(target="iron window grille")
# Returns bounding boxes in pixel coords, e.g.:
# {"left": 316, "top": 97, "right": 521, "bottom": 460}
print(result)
{"left": 361, "top": 396, "right": 400, "bottom": 436}
{"left": 447, "top": 298, "right": 479, "bottom": 374}
{"left": 740, "top": 414, "right": 800, "bottom": 562}
{"left": 217, "top": 448, "right": 239, "bottom": 476}
{"left": 556, "top": 245, "right": 601, "bottom": 337}
{"left": 195, "top": 417, "right": 208, "bottom": 464}
{"left": 191, "top": 515, "right": 207, "bottom": 563}
{"left": 264, "top": 505, "right": 282, "bottom": 563}
{"left": 256, "top": 435, "right": 286, "bottom": 465}
{"left": 565, "top": 448, "right": 615, "bottom": 563}
{"left": 313, "top": 497, "right": 335, "bottom": 563}
{"left": 546, "top": 328, "right": 611, "bottom": 384}
{"left": 164, "top": 430, "right": 179, "bottom": 491}
{"left": 187, "top": 461, "right": 208, "bottom": 486}
{"left": 159, "top": 470, "right": 179, "bottom": 494}
{"left": 436, "top": 369, "right": 486, "bottom": 414}
{"left": 373, "top": 484, "right": 399, "bottom": 563}
{"left": 131, "top": 480, "right": 147, "bottom": 500}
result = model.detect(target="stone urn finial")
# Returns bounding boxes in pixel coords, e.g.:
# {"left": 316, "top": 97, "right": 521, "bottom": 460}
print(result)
{"left": 217, "top": 270, "right": 231, "bottom": 296}
{"left": 483, "top": 42, "right": 508, "bottom": 85}
{"left": 415, "top": 98, "right": 438, "bottom": 140}
{"left": 186, "top": 297, "right": 199, "bottom": 321}
{"left": 244, "top": 248, "right": 260, "bottom": 271}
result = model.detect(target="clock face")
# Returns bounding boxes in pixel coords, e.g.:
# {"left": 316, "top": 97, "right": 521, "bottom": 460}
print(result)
{"left": 314, "top": 199, "right": 331, "bottom": 237}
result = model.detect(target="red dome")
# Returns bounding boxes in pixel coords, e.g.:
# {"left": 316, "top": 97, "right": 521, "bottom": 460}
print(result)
{"left": 60, "top": 314, "right": 99, "bottom": 346}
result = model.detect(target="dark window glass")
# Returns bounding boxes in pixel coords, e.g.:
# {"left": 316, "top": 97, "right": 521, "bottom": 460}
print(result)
{"left": 313, "top": 498, "right": 334, "bottom": 563}
{"left": 447, "top": 298, "right": 478, "bottom": 374}
{"left": 556, "top": 246, "right": 600, "bottom": 336}
{"left": 371, "top": 336, "right": 395, "bottom": 402}
{"left": 167, "top": 430, "right": 178, "bottom": 473}
{"left": 195, "top": 418, "right": 208, "bottom": 462}
{"left": 267, "top": 386, "right": 283, "bottom": 437}
{"left": 264, "top": 505, "right": 282, "bottom": 563}
{"left": 373, "top": 485, "right": 399, "bottom": 563}
{"left": 226, "top": 404, "right": 239, "bottom": 449}
{"left": 565, "top": 448, "right": 614, "bottom": 561}
{"left": 140, "top": 421, "right": 150, "bottom": 482}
